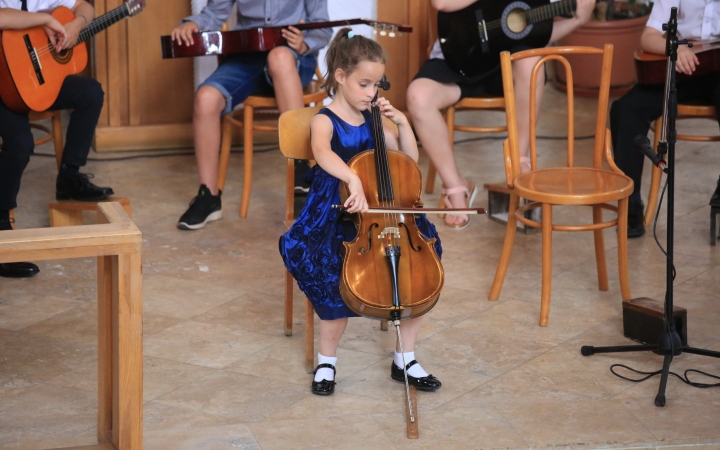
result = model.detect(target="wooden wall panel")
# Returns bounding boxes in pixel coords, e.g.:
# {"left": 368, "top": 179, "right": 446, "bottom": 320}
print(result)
{"left": 92, "top": 0, "right": 194, "bottom": 151}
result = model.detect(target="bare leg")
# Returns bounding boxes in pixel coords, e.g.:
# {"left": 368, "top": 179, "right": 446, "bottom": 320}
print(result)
{"left": 267, "top": 47, "right": 305, "bottom": 113}
{"left": 318, "top": 317, "right": 348, "bottom": 357}
{"left": 512, "top": 56, "right": 545, "bottom": 171}
{"left": 407, "top": 78, "right": 468, "bottom": 227}
{"left": 193, "top": 86, "right": 226, "bottom": 195}
{"left": 396, "top": 316, "right": 423, "bottom": 353}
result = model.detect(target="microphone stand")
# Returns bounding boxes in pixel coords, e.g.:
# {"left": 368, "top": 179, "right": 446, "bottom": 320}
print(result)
{"left": 580, "top": 7, "right": 720, "bottom": 407}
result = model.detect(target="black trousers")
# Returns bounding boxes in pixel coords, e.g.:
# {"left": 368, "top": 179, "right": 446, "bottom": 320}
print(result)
{"left": 610, "top": 73, "right": 720, "bottom": 200}
{"left": 0, "top": 75, "right": 104, "bottom": 211}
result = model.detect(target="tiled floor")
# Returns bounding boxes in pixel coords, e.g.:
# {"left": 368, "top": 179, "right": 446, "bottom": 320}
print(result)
{"left": 2, "top": 85, "right": 720, "bottom": 449}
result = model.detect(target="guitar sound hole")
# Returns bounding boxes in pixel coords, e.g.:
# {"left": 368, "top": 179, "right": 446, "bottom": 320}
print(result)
{"left": 48, "top": 39, "right": 73, "bottom": 64}
{"left": 506, "top": 10, "right": 527, "bottom": 33}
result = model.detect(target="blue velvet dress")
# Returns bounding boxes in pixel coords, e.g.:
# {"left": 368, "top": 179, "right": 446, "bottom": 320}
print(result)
{"left": 279, "top": 108, "right": 442, "bottom": 320}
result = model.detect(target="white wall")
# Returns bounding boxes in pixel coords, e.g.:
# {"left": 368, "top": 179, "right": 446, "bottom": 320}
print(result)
{"left": 192, "top": 0, "right": 377, "bottom": 89}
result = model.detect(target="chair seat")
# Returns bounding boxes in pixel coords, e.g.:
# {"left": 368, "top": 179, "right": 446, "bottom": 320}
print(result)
{"left": 514, "top": 168, "right": 633, "bottom": 205}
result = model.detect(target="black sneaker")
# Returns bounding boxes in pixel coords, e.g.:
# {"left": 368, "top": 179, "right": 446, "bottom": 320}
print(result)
{"left": 710, "top": 175, "right": 720, "bottom": 208}
{"left": 627, "top": 199, "right": 645, "bottom": 238}
{"left": 294, "top": 160, "right": 311, "bottom": 194}
{"left": 0, "top": 218, "right": 40, "bottom": 278}
{"left": 177, "top": 185, "right": 222, "bottom": 230}
{"left": 56, "top": 173, "right": 114, "bottom": 201}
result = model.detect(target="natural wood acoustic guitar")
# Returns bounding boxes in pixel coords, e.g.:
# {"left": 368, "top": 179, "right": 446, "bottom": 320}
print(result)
{"left": 159, "top": 19, "right": 412, "bottom": 59}
{"left": 0, "top": 0, "right": 145, "bottom": 113}
{"left": 634, "top": 40, "right": 720, "bottom": 85}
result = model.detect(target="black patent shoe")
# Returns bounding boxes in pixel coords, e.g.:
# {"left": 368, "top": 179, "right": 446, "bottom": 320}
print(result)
{"left": 311, "top": 363, "right": 336, "bottom": 396}
{"left": 0, "top": 262, "right": 40, "bottom": 278}
{"left": 627, "top": 199, "right": 645, "bottom": 238}
{"left": 56, "top": 173, "right": 114, "bottom": 201}
{"left": 391, "top": 361, "right": 442, "bottom": 391}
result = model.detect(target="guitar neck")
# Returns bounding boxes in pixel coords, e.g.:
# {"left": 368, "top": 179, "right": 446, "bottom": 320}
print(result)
{"left": 526, "top": 0, "right": 577, "bottom": 25}
{"left": 77, "top": 4, "right": 130, "bottom": 45}
{"left": 291, "top": 19, "right": 411, "bottom": 33}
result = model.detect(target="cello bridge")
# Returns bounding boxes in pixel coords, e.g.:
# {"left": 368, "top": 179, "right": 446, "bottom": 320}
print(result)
{"left": 378, "top": 227, "right": 401, "bottom": 239}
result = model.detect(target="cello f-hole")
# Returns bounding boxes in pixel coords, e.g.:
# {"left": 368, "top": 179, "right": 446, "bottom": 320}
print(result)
{"left": 360, "top": 223, "right": 379, "bottom": 254}
{"left": 399, "top": 222, "right": 422, "bottom": 252}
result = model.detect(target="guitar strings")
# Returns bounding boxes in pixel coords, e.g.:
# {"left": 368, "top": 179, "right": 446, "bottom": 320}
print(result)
{"left": 34, "top": 6, "right": 128, "bottom": 58}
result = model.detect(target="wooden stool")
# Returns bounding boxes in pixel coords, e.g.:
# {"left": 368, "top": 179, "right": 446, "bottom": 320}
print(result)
{"left": 28, "top": 110, "right": 65, "bottom": 169}
{"left": 49, "top": 197, "right": 132, "bottom": 227}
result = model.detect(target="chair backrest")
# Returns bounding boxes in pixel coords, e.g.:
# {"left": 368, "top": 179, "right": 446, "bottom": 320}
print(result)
{"left": 279, "top": 106, "right": 320, "bottom": 160}
{"left": 500, "top": 45, "right": 614, "bottom": 186}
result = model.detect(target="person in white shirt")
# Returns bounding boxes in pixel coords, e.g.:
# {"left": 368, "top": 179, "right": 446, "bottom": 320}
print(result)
{"left": 610, "top": 0, "right": 720, "bottom": 238}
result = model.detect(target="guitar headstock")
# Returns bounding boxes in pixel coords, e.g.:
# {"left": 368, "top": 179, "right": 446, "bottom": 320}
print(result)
{"left": 125, "top": 0, "right": 146, "bottom": 16}
{"left": 355, "top": 19, "right": 413, "bottom": 37}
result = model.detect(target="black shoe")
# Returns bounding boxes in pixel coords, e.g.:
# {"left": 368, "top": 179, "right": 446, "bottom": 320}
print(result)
{"left": 627, "top": 199, "right": 646, "bottom": 238}
{"left": 710, "top": 176, "right": 720, "bottom": 208}
{"left": 294, "top": 160, "right": 311, "bottom": 194}
{"left": 311, "top": 363, "right": 336, "bottom": 396}
{"left": 391, "top": 361, "right": 442, "bottom": 391}
{"left": 177, "top": 185, "right": 222, "bottom": 230}
{"left": 0, "top": 219, "right": 40, "bottom": 278}
{"left": 56, "top": 173, "right": 114, "bottom": 201}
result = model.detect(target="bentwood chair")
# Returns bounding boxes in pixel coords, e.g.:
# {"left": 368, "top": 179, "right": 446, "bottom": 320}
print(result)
{"left": 644, "top": 104, "right": 720, "bottom": 225}
{"left": 489, "top": 45, "right": 633, "bottom": 326}
{"left": 216, "top": 61, "right": 327, "bottom": 219}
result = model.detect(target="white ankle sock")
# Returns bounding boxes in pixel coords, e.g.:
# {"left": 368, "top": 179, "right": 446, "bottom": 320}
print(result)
{"left": 314, "top": 353, "right": 337, "bottom": 382}
{"left": 394, "top": 351, "right": 428, "bottom": 378}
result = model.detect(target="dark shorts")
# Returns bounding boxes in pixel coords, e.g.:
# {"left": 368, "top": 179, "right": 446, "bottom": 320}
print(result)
{"left": 413, "top": 45, "right": 544, "bottom": 100}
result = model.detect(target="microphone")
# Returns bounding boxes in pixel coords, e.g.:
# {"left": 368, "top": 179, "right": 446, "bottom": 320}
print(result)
{"left": 634, "top": 135, "right": 666, "bottom": 169}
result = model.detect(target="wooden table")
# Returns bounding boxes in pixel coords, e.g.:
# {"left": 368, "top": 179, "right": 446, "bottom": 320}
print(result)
{"left": 0, "top": 203, "right": 143, "bottom": 450}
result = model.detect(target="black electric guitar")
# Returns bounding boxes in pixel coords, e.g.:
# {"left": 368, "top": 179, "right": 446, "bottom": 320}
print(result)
{"left": 438, "top": 0, "right": 587, "bottom": 77}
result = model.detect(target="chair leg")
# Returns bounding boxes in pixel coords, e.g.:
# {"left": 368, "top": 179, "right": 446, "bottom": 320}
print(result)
{"left": 489, "top": 192, "right": 520, "bottom": 300}
{"left": 645, "top": 120, "right": 664, "bottom": 226}
{"left": 425, "top": 162, "right": 437, "bottom": 194}
{"left": 617, "top": 197, "right": 632, "bottom": 301}
{"left": 52, "top": 111, "right": 64, "bottom": 171}
{"left": 239, "top": 105, "right": 254, "bottom": 218}
{"left": 380, "top": 321, "right": 388, "bottom": 331}
{"left": 305, "top": 298, "right": 315, "bottom": 374}
{"left": 539, "top": 203, "right": 553, "bottom": 327}
{"left": 593, "top": 205, "right": 609, "bottom": 291}
{"left": 285, "top": 270, "right": 293, "bottom": 337}
{"left": 217, "top": 115, "right": 234, "bottom": 192}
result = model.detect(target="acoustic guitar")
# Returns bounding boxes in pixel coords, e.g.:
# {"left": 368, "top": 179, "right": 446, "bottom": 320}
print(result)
{"left": 634, "top": 40, "right": 720, "bottom": 85}
{"left": 438, "top": 0, "right": 587, "bottom": 77}
{"left": 0, "top": 0, "right": 145, "bottom": 113}
{"left": 159, "top": 19, "right": 412, "bottom": 59}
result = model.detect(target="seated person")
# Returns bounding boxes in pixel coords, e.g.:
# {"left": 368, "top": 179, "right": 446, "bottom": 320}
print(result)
{"left": 0, "top": 2, "right": 112, "bottom": 279}
{"left": 611, "top": 0, "right": 720, "bottom": 237}
{"left": 172, "top": 0, "right": 331, "bottom": 230}
{"left": 407, "top": 0, "right": 595, "bottom": 230}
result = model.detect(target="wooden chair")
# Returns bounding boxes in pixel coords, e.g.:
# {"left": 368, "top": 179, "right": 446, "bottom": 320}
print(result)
{"left": 488, "top": 45, "right": 633, "bottom": 326}
{"left": 644, "top": 104, "right": 720, "bottom": 225}
{"left": 278, "top": 106, "right": 320, "bottom": 373}
{"left": 425, "top": 95, "right": 507, "bottom": 194}
{"left": 216, "top": 64, "right": 327, "bottom": 218}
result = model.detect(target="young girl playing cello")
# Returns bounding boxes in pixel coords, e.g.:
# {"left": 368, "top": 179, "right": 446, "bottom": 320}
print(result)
{"left": 279, "top": 28, "right": 443, "bottom": 396}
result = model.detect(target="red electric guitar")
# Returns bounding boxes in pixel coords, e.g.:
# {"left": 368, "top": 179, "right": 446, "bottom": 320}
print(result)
{"left": 0, "top": 0, "right": 145, "bottom": 113}
{"left": 159, "top": 19, "right": 412, "bottom": 59}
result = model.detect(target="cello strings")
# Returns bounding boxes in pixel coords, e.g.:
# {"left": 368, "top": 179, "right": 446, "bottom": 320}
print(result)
{"left": 371, "top": 94, "right": 400, "bottom": 246}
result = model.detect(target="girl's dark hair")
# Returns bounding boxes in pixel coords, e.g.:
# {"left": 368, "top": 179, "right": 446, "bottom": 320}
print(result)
{"left": 322, "top": 27, "right": 386, "bottom": 98}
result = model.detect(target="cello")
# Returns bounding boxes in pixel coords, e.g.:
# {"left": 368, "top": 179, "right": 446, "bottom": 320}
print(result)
{"left": 337, "top": 79, "right": 476, "bottom": 436}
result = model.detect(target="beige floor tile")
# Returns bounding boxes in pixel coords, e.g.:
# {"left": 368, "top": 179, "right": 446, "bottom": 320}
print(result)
{"left": 143, "top": 320, "right": 280, "bottom": 368}
{"left": 373, "top": 406, "right": 528, "bottom": 449}
{"left": 22, "top": 302, "right": 98, "bottom": 345}
{"left": 144, "top": 423, "right": 261, "bottom": 450}
{"left": 154, "top": 370, "right": 306, "bottom": 422}
{"left": 143, "top": 402, "right": 237, "bottom": 432}
{"left": 192, "top": 290, "right": 294, "bottom": 336}
{"left": 269, "top": 391, "right": 402, "bottom": 420}
{"left": 143, "top": 275, "right": 245, "bottom": 319}
{"left": 248, "top": 415, "right": 396, "bottom": 449}
{"left": 0, "top": 295, "right": 85, "bottom": 331}
{"left": 497, "top": 398, "right": 655, "bottom": 447}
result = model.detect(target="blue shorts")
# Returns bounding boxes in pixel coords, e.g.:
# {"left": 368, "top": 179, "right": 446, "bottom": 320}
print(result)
{"left": 200, "top": 48, "right": 318, "bottom": 114}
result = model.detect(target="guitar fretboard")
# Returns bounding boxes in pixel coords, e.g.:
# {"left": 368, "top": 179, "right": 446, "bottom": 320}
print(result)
{"left": 527, "top": 0, "right": 577, "bottom": 24}
{"left": 77, "top": 4, "right": 129, "bottom": 45}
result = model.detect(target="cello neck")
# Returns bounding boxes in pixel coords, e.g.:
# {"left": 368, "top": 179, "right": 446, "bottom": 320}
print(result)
{"left": 370, "top": 93, "right": 394, "bottom": 202}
